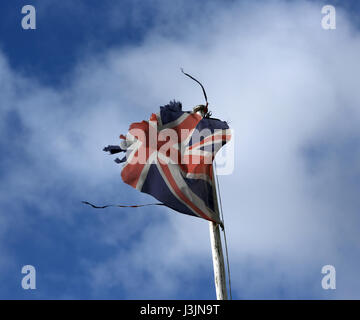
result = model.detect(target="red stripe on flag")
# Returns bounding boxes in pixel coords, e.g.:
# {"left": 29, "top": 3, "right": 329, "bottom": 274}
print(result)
{"left": 159, "top": 162, "right": 216, "bottom": 223}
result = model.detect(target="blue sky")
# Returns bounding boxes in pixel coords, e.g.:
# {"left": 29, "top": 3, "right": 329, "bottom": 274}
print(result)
{"left": 0, "top": 0, "right": 360, "bottom": 299}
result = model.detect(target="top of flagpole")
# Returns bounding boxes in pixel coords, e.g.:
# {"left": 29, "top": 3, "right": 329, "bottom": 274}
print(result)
{"left": 193, "top": 104, "right": 208, "bottom": 117}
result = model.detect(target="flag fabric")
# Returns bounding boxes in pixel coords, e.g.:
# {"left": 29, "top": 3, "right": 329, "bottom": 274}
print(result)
{"left": 104, "top": 101, "right": 231, "bottom": 223}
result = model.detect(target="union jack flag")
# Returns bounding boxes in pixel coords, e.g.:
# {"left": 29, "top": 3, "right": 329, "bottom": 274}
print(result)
{"left": 104, "top": 101, "right": 231, "bottom": 223}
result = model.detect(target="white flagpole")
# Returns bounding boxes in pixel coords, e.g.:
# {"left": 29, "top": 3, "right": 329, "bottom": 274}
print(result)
{"left": 209, "top": 169, "right": 228, "bottom": 300}
{"left": 193, "top": 105, "right": 228, "bottom": 300}
{"left": 209, "top": 221, "right": 228, "bottom": 299}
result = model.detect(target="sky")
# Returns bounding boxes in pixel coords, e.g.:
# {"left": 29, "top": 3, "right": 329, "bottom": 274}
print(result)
{"left": 0, "top": 0, "right": 360, "bottom": 299}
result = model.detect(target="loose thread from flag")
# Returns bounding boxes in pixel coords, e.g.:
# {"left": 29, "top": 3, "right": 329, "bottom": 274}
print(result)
{"left": 180, "top": 68, "right": 212, "bottom": 118}
{"left": 81, "top": 201, "right": 164, "bottom": 209}
{"left": 214, "top": 160, "right": 233, "bottom": 300}
{"left": 180, "top": 68, "right": 208, "bottom": 105}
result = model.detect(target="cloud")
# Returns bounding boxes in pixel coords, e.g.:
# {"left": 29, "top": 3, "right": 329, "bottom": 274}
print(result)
{"left": 1, "top": 0, "right": 360, "bottom": 298}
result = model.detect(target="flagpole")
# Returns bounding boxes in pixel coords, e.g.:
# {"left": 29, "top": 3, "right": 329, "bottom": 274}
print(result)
{"left": 209, "top": 220, "right": 228, "bottom": 299}
{"left": 193, "top": 105, "right": 228, "bottom": 300}
{"left": 209, "top": 169, "right": 228, "bottom": 300}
